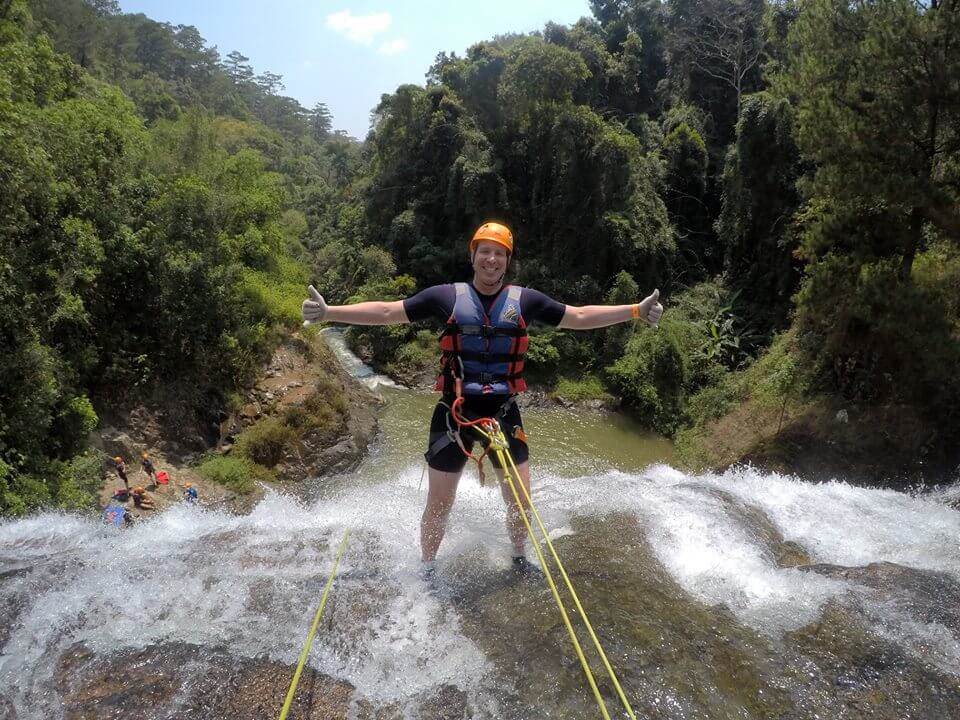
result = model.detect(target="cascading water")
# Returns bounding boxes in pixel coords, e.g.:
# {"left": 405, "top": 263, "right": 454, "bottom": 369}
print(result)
{"left": 1, "top": 335, "right": 958, "bottom": 719}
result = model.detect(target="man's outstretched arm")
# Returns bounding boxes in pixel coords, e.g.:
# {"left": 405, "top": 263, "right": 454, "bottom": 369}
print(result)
{"left": 302, "top": 285, "right": 409, "bottom": 326}
{"left": 558, "top": 289, "right": 662, "bottom": 330}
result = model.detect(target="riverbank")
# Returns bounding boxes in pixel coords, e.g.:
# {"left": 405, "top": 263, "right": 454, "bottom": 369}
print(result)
{"left": 92, "top": 330, "right": 380, "bottom": 519}
{"left": 677, "top": 395, "right": 959, "bottom": 487}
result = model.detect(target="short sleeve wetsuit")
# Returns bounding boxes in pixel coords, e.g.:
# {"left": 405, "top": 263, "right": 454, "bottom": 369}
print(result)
{"left": 403, "top": 283, "right": 566, "bottom": 473}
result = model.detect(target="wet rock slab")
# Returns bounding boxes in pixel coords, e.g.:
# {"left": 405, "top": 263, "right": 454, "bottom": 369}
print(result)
{"left": 55, "top": 642, "right": 353, "bottom": 720}
{"left": 444, "top": 513, "right": 960, "bottom": 720}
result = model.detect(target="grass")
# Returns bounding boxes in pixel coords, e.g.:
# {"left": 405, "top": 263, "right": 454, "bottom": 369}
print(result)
{"left": 552, "top": 375, "right": 614, "bottom": 404}
{"left": 196, "top": 455, "right": 274, "bottom": 494}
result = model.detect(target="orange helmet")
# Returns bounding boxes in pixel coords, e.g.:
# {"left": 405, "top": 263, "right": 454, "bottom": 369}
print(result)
{"left": 113, "top": 456, "right": 122, "bottom": 463}
{"left": 469, "top": 222, "right": 513, "bottom": 255}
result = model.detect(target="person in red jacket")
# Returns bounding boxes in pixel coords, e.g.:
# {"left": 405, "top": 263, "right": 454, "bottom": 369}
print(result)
{"left": 302, "top": 222, "right": 662, "bottom": 574}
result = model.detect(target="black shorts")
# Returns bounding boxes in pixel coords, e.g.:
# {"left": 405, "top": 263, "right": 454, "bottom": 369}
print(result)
{"left": 425, "top": 394, "right": 529, "bottom": 473}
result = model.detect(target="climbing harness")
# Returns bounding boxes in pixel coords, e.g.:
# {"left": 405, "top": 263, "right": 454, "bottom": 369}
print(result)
{"left": 424, "top": 389, "right": 519, "bottom": 486}
{"left": 448, "top": 399, "right": 638, "bottom": 720}
{"left": 277, "top": 529, "right": 350, "bottom": 720}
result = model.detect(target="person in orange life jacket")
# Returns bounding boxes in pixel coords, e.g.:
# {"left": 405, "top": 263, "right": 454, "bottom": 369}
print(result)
{"left": 301, "top": 222, "right": 663, "bottom": 574}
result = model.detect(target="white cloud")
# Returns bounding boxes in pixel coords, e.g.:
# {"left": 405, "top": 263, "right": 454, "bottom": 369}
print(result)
{"left": 377, "top": 38, "right": 409, "bottom": 56}
{"left": 325, "top": 10, "right": 391, "bottom": 46}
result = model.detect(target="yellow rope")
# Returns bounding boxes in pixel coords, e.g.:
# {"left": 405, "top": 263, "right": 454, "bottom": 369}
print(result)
{"left": 478, "top": 421, "right": 637, "bottom": 720}
{"left": 499, "top": 433, "right": 638, "bottom": 720}
{"left": 278, "top": 529, "right": 350, "bottom": 720}
{"left": 488, "top": 438, "right": 611, "bottom": 720}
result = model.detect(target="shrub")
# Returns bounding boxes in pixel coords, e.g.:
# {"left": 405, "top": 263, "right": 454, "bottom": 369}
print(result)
{"left": 55, "top": 451, "right": 103, "bottom": 512}
{"left": 234, "top": 417, "right": 295, "bottom": 468}
{"left": 606, "top": 317, "right": 688, "bottom": 434}
{"left": 387, "top": 330, "right": 438, "bottom": 381}
{"left": 196, "top": 455, "right": 272, "bottom": 494}
{"left": 553, "top": 375, "right": 613, "bottom": 403}
{"left": 525, "top": 331, "right": 562, "bottom": 382}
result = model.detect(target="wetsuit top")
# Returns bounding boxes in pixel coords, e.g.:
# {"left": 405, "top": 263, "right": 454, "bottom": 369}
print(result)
{"left": 403, "top": 284, "right": 565, "bottom": 327}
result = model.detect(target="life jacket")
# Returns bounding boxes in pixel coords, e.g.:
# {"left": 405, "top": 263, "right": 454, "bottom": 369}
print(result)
{"left": 435, "top": 283, "right": 528, "bottom": 396}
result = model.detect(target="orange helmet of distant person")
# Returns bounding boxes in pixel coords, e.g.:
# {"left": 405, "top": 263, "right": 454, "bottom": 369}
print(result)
{"left": 469, "top": 222, "right": 514, "bottom": 256}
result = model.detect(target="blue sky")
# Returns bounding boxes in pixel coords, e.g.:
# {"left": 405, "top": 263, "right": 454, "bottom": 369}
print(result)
{"left": 118, "top": 1, "right": 593, "bottom": 138}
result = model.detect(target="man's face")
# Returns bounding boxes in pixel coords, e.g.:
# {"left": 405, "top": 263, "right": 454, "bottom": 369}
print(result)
{"left": 472, "top": 240, "right": 509, "bottom": 286}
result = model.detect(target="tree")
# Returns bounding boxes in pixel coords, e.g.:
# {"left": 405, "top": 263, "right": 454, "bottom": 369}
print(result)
{"left": 667, "top": 0, "right": 766, "bottom": 140}
{"left": 255, "top": 70, "right": 283, "bottom": 95}
{"left": 309, "top": 101, "right": 333, "bottom": 141}
{"left": 779, "top": 0, "right": 960, "bottom": 418}
{"left": 224, "top": 50, "right": 253, "bottom": 85}
{"left": 780, "top": 0, "right": 960, "bottom": 279}
{"left": 716, "top": 92, "right": 802, "bottom": 330}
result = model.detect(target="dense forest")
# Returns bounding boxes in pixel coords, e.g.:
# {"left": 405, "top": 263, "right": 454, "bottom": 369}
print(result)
{"left": 1, "top": 0, "right": 958, "bottom": 515}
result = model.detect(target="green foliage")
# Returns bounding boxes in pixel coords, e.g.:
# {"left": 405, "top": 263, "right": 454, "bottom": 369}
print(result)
{"left": 795, "top": 254, "right": 960, "bottom": 420}
{"left": 196, "top": 455, "right": 268, "bottom": 494}
{"left": 52, "top": 395, "right": 99, "bottom": 459}
{"left": 601, "top": 270, "right": 640, "bottom": 364}
{"left": 234, "top": 417, "right": 295, "bottom": 468}
{"left": 498, "top": 39, "right": 591, "bottom": 120}
{"left": 779, "top": 0, "right": 960, "bottom": 268}
{"left": 607, "top": 319, "right": 689, "bottom": 434}
{"left": 0, "top": 1, "right": 348, "bottom": 515}
{"left": 716, "top": 92, "right": 802, "bottom": 330}
{"left": 55, "top": 450, "right": 103, "bottom": 512}
{"left": 387, "top": 330, "right": 438, "bottom": 382}
{"left": 553, "top": 375, "right": 613, "bottom": 404}
{"left": 525, "top": 331, "right": 563, "bottom": 382}
{"left": 662, "top": 118, "right": 715, "bottom": 275}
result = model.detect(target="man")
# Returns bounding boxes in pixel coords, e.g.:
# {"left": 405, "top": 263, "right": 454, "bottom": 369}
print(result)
{"left": 140, "top": 452, "right": 157, "bottom": 485}
{"left": 113, "top": 456, "right": 129, "bottom": 490}
{"left": 131, "top": 486, "right": 156, "bottom": 510}
{"left": 301, "top": 221, "right": 662, "bottom": 574}
{"left": 183, "top": 482, "right": 198, "bottom": 503}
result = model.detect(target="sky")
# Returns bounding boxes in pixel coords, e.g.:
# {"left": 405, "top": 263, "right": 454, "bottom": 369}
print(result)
{"left": 118, "top": 1, "right": 593, "bottom": 139}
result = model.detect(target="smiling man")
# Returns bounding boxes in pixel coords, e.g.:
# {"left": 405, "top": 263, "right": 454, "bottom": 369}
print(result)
{"left": 301, "top": 221, "right": 663, "bottom": 574}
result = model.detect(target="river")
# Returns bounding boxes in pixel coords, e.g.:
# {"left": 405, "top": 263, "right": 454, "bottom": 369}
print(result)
{"left": 1, "top": 334, "right": 958, "bottom": 719}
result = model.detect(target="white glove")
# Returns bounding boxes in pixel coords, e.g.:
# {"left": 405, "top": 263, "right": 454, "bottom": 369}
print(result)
{"left": 301, "top": 285, "right": 328, "bottom": 326}
{"left": 637, "top": 289, "right": 663, "bottom": 328}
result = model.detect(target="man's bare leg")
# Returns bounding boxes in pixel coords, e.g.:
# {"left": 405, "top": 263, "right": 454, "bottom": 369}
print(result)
{"left": 495, "top": 460, "right": 531, "bottom": 556}
{"left": 420, "top": 466, "right": 463, "bottom": 562}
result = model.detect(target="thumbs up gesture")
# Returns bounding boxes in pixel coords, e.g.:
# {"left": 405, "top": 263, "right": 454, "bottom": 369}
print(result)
{"left": 301, "top": 285, "right": 328, "bottom": 326}
{"left": 637, "top": 289, "right": 662, "bottom": 327}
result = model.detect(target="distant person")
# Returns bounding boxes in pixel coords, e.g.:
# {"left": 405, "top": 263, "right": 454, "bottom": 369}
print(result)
{"left": 102, "top": 503, "right": 130, "bottom": 527}
{"left": 302, "top": 221, "right": 662, "bottom": 574}
{"left": 113, "top": 456, "right": 129, "bottom": 490}
{"left": 183, "top": 482, "right": 198, "bottom": 503}
{"left": 140, "top": 452, "right": 157, "bottom": 484}
{"left": 131, "top": 486, "right": 155, "bottom": 510}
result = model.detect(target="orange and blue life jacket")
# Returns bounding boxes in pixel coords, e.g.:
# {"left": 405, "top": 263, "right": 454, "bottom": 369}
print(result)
{"left": 435, "top": 283, "right": 529, "bottom": 396}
